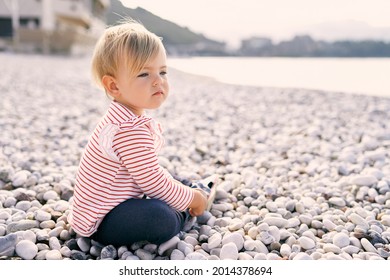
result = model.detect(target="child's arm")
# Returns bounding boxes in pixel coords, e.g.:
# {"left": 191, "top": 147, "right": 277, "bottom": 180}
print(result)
{"left": 188, "top": 189, "right": 207, "bottom": 216}
{"left": 113, "top": 126, "right": 197, "bottom": 213}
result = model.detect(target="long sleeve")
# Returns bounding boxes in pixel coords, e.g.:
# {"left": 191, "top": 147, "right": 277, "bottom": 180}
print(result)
{"left": 112, "top": 125, "right": 194, "bottom": 212}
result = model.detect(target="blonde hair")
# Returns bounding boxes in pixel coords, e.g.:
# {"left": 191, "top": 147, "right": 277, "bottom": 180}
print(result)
{"left": 91, "top": 20, "right": 165, "bottom": 88}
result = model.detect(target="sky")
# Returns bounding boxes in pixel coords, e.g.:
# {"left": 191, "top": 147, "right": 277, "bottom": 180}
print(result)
{"left": 120, "top": 0, "right": 390, "bottom": 47}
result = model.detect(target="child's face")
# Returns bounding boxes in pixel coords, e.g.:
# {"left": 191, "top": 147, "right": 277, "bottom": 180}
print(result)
{"left": 115, "top": 48, "right": 169, "bottom": 115}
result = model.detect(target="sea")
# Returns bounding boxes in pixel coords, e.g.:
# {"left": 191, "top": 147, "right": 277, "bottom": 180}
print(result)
{"left": 168, "top": 57, "right": 390, "bottom": 98}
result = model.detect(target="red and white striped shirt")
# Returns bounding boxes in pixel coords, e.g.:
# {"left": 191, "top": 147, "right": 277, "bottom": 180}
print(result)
{"left": 68, "top": 101, "right": 194, "bottom": 236}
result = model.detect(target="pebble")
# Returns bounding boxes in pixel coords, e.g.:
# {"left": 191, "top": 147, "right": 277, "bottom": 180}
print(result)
{"left": 185, "top": 252, "right": 208, "bottom": 260}
{"left": 158, "top": 236, "right": 180, "bottom": 255}
{"left": 1, "top": 54, "right": 390, "bottom": 261}
{"left": 332, "top": 232, "right": 350, "bottom": 248}
{"left": 360, "top": 238, "right": 377, "bottom": 253}
{"left": 220, "top": 242, "right": 239, "bottom": 260}
{"left": 45, "top": 250, "right": 62, "bottom": 260}
{"left": 293, "top": 252, "right": 313, "bottom": 260}
{"left": 222, "top": 232, "right": 244, "bottom": 251}
{"left": 15, "top": 240, "right": 38, "bottom": 260}
{"left": 208, "top": 232, "right": 222, "bottom": 249}
{"left": 101, "top": 245, "right": 118, "bottom": 259}
{"left": 350, "top": 175, "right": 378, "bottom": 186}
{"left": 298, "top": 236, "right": 316, "bottom": 250}
{"left": 349, "top": 213, "right": 369, "bottom": 229}
{"left": 0, "top": 233, "right": 18, "bottom": 254}
{"left": 170, "top": 249, "right": 185, "bottom": 260}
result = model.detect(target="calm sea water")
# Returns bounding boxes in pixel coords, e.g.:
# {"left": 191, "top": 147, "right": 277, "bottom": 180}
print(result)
{"left": 168, "top": 57, "right": 390, "bottom": 98}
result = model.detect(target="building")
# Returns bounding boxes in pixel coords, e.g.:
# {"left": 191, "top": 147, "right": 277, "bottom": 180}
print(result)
{"left": 0, "top": 0, "right": 109, "bottom": 54}
{"left": 239, "top": 36, "right": 273, "bottom": 56}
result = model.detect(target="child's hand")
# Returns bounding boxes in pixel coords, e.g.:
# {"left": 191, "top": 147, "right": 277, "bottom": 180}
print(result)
{"left": 188, "top": 189, "right": 207, "bottom": 216}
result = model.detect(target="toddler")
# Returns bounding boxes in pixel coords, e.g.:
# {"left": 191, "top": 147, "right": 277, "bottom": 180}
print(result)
{"left": 68, "top": 20, "right": 214, "bottom": 246}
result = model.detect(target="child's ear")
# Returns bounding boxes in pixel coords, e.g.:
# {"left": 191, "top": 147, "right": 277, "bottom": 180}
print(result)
{"left": 102, "top": 75, "right": 120, "bottom": 97}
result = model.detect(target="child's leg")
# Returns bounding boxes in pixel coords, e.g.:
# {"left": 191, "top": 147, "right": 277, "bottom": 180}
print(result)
{"left": 91, "top": 198, "right": 185, "bottom": 246}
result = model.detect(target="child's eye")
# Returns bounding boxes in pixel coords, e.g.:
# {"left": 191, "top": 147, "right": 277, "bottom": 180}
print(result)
{"left": 137, "top": 73, "right": 148, "bottom": 78}
{"left": 160, "top": 71, "right": 167, "bottom": 76}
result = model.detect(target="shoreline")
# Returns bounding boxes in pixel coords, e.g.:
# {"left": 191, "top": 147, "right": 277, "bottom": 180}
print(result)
{"left": 1, "top": 53, "right": 390, "bottom": 261}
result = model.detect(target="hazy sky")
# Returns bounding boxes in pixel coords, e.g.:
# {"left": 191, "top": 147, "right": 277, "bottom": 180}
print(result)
{"left": 120, "top": 0, "right": 390, "bottom": 47}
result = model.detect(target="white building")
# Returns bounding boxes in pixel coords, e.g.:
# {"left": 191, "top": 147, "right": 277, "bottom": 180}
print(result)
{"left": 0, "top": 0, "right": 109, "bottom": 54}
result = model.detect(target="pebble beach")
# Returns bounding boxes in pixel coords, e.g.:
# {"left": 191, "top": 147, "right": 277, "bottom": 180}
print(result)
{"left": 1, "top": 53, "right": 390, "bottom": 261}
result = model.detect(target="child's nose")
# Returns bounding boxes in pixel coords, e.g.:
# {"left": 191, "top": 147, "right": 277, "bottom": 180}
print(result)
{"left": 152, "top": 74, "right": 163, "bottom": 86}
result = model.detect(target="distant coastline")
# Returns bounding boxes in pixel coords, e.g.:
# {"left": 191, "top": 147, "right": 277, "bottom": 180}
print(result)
{"left": 108, "top": 0, "right": 390, "bottom": 58}
{"left": 234, "top": 35, "right": 390, "bottom": 57}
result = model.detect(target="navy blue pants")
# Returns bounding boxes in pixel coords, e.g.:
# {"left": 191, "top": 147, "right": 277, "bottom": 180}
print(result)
{"left": 91, "top": 198, "right": 186, "bottom": 246}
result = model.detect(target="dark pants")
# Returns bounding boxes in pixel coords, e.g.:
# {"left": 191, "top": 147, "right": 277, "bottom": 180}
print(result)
{"left": 91, "top": 198, "right": 185, "bottom": 246}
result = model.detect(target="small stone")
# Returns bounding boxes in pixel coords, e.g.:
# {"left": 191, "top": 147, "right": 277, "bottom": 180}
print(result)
{"left": 15, "top": 201, "right": 32, "bottom": 212}
{"left": 6, "top": 220, "right": 40, "bottom": 233}
{"left": 0, "top": 233, "right": 18, "bottom": 254}
{"left": 360, "top": 238, "right": 377, "bottom": 253}
{"left": 77, "top": 237, "right": 91, "bottom": 253}
{"left": 323, "top": 219, "right": 337, "bottom": 231}
{"left": 101, "top": 245, "right": 118, "bottom": 259}
{"left": 185, "top": 252, "right": 208, "bottom": 260}
{"left": 46, "top": 250, "right": 62, "bottom": 260}
{"left": 349, "top": 213, "right": 369, "bottom": 229}
{"left": 177, "top": 241, "right": 194, "bottom": 256}
{"left": 262, "top": 216, "right": 288, "bottom": 228}
{"left": 49, "top": 237, "right": 61, "bottom": 250}
{"left": 60, "top": 246, "right": 72, "bottom": 258}
{"left": 222, "top": 232, "right": 244, "bottom": 251}
{"left": 333, "top": 232, "right": 350, "bottom": 248}
{"left": 71, "top": 250, "right": 87, "bottom": 260}
{"left": 12, "top": 170, "right": 30, "bottom": 187}
{"left": 158, "top": 236, "right": 180, "bottom": 255}
{"left": 328, "top": 197, "right": 346, "bottom": 207}
{"left": 220, "top": 242, "right": 238, "bottom": 260}
{"left": 293, "top": 252, "right": 313, "bottom": 260}
{"left": 35, "top": 209, "right": 51, "bottom": 222}
{"left": 350, "top": 175, "right": 378, "bottom": 186}
{"left": 342, "top": 245, "right": 360, "bottom": 255}
{"left": 253, "top": 253, "right": 267, "bottom": 260}
{"left": 170, "top": 249, "right": 185, "bottom": 260}
{"left": 298, "top": 236, "right": 316, "bottom": 250}
{"left": 238, "top": 252, "right": 253, "bottom": 260}
{"left": 208, "top": 232, "right": 222, "bottom": 249}
{"left": 280, "top": 244, "right": 291, "bottom": 257}
{"left": 135, "top": 248, "right": 154, "bottom": 260}
{"left": 40, "top": 220, "right": 56, "bottom": 229}
{"left": 43, "top": 190, "right": 59, "bottom": 201}
{"left": 15, "top": 240, "right": 38, "bottom": 260}
{"left": 228, "top": 218, "right": 244, "bottom": 231}
{"left": 243, "top": 239, "right": 256, "bottom": 251}
{"left": 323, "top": 243, "right": 341, "bottom": 254}
{"left": 36, "top": 229, "right": 50, "bottom": 242}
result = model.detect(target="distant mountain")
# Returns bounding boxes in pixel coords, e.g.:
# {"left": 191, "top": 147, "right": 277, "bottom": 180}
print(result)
{"left": 106, "top": 0, "right": 226, "bottom": 55}
{"left": 299, "top": 20, "right": 390, "bottom": 42}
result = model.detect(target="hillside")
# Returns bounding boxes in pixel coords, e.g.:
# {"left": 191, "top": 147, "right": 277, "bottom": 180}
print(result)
{"left": 106, "top": 0, "right": 226, "bottom": 55}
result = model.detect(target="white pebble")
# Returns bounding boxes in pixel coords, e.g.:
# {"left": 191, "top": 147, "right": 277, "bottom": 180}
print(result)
{"left": 222, "top": 232, "right": 244, "bottom": 251}
{"left": 298, "top": 236, "right": 316, "bottom": 250}
{"left": 293, "top": 252, "right": 313, "bottom": 260}
{"left": 15, "top": 240, "right": 38, "bottom": 260}
{"left": 220, "top": 242, "right": 238, "bottom": 260}
{"left": 46, "top": 250, "right": 62, "bottom": 260}
{"left": 333, "top": 232, "right": 350, "bottom": 248}
{"left": 208, "top": 232, "right": 222, "bottom": 249}
{"left": 361, "top": 238, "right": 377, "bottom": 253}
